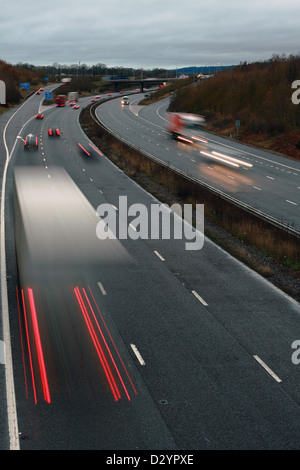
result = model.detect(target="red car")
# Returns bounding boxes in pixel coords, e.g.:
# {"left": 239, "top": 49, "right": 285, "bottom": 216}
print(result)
{"left": 24, "top": 134, "right": 38, "bottom": 150}
{"left": 48, "top": 128, "right": 60, "bottom": 136}
{"left": 35, "top": 113, "right": 44, "bottom": 119}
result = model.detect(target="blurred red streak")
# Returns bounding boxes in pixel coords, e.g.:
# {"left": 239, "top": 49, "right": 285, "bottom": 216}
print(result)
{"left": 87, "top": 285, "right": 137, "bottom": 398}
{"left": 78, "top": 143, "right": 90, "bottom": 156}
{"left": 82, "top": 287, "right": 132, "bottom": 401}
{"left": 21, "top": 288, "right": 37, "bottom": 404}
{"left": 88, "top": 143, "right": 103, "bottom": 156}
{"left": 74, "top": 286, "right": 120, "bottom": 402}
{"left": 28, "top": 288, "right": 51, "bottom": 404}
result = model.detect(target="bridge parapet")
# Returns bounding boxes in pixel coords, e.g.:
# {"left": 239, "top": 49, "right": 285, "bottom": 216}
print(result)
{"left": 102, "top": 77, "right": 174, "bottom": 92}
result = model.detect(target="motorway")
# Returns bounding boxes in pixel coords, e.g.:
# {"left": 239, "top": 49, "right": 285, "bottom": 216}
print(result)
{"left": 0, "top": 86, "right": 300, "bottom": 450}
{"left": 96, "top": 95, "right": 300, "bottom": 231}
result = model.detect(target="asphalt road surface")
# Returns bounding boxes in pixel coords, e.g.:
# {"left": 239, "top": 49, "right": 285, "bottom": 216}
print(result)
{"left": 0, "top": 88, "right": 300, "bottom": 450}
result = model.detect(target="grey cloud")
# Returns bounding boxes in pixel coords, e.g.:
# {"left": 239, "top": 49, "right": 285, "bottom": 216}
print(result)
{"left": 1, "top": 0, "right": 300, "bottom": 68}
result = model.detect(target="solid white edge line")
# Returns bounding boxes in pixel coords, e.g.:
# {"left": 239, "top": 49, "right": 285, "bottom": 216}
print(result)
{"left": 1, "top": 104, "right": 28, "bottom": 450}
{"left": 130, "top": 344, "right": 146, "bottom": 366}
{"left": 192, "top": 290, "right": 208, "bottom": 306}
{"left": 253, "top": 355, "right": 282, "bottom": 383}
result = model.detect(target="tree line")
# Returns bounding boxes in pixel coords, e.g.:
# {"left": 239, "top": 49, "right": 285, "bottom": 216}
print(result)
{"left": 0, "top": 59, "right": 176, "bottom": 106}
{"left": 14, "top": 62, "right": 174, "bottom": 79}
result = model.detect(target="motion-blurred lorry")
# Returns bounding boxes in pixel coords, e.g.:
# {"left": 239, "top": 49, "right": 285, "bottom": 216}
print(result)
{"left": 55, "top": 95, "right": 66, "bottom": 107}
{"left": 13, "top": 166, "right": 131, "bottom": 288}
{"left": 167, "top": 112, "right": 206, "bottom": 143}
{"left": 68, "top": 92, "right": 79, "bottom": 102}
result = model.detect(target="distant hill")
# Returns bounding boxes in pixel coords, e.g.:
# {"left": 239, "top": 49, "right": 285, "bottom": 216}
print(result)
{"left": 170, "top": 65, "right": 236, "bottom": 75}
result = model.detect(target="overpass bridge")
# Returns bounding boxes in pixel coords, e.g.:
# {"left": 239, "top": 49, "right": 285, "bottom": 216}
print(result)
{"left": 102, "top": 77, "right": 175, "bottom": 92}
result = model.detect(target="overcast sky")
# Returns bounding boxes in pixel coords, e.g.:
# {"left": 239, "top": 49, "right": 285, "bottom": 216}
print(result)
{"left": 1, "top": 0, "right": 300, "bottom": 69}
